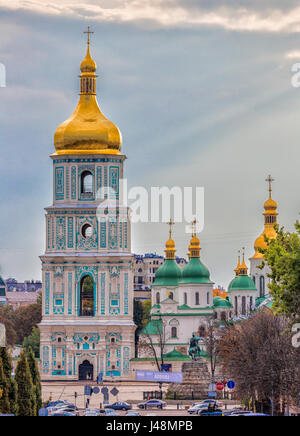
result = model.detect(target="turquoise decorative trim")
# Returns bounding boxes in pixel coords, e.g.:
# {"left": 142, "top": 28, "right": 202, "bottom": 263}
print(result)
{"left": 123, "top": 347, "right": 130, "bottom": 375}
{"left": 67, "top": 217, "right": 74, "bottom": 248}
{"left": 109, "top": 282, "right": 120, "bottom": 315}
{"left": 42, "top": 346, "right": 49, "bottom": 374}
{"left": 47, "top": 218, "right": 51, "bottom": 250}
{"left": 109, "top": 166, "right": 119, "bottom": 200}
{"left": 124, "top": 273, "right": 129, "bottom": 315}
{"left": 76, "top": 216, "right": 98, "bottom": 250}
{"left": 96, "top": 166, "right": 102, "bottom": 199}
{"left": 104, "top": 167, "right": 108, "bottom": 199}
{"left": 53, "top": 158, "right": 123, "bottom": 164}
{"left": 100, "top": 218, "right": 106, "bottom": 248}
{"left": 124, "top": 222, "right": 128, "bottom": 249}
{"left": 53, "top": 291, "right": 64, "bottom": 315}
{"left": 100, "top": 272, "right": 105, "bottom": 315}
{"left": 55, "top": 167, "right": 64, "bottom": 200}
{"left": 66, "top": 166, "right": 70, "bottom": 200}
{"left": 108, "top": 217, "right": 117, "bottom": 250}
{"left": 56, "top": 216, "right": 66, "bottom": 250}
{"left": 45, "top": 272, "right": 50, "bottom": 314}
{"left": 71, "top": 166, "right": 76, "bottom": 200}
{"left": 68, "top": 273, "right": 72, "bottom": 315}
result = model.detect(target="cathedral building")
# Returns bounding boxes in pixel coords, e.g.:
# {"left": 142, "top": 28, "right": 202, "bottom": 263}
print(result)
{"left": 249, "top": 175, "right": 278, "bottom": 301}
{"left": 39, "top": 30, "right": 136, "bottom": 380}
{"left": 139, "top": 222, "right": 214, "bottom": 357}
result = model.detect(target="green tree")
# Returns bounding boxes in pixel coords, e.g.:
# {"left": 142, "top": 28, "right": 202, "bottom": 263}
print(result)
{"left": 0, "top": 357, "right": 10, "bottom": 413}
{"left": 0, "top": 347, "right": 17, "bottom": 414}
{"left": 14, "top": 295, "right": 42, "bottom": 345}
{"left": 8, "top": 378, "right": 18, "bottom": 416}
{"left": 23, "top": 327, "right": 40, "bottom": 358}
{"left": 15, "top": 350, "right": 35, "bottom": 416}
{"left": 261, "top": 222, "right": 300, "bottom": 321}
{"left": 26, "top": 346, "right": 42, "bottom": 413}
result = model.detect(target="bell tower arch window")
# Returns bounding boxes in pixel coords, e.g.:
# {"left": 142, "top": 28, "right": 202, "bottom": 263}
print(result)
{"left": 79, "top": 275, "right": 94, "bottom": 317}
{"left": 81, "top": 171, "right": 93, "bottom": 194}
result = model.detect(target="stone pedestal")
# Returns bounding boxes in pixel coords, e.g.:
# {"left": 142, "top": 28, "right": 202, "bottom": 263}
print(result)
{"left": 167, "top": 360, "right": 211, "bottom": 400}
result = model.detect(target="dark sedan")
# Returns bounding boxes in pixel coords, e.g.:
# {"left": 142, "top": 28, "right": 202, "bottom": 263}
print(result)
{"left": 137, "top": 399, "right": 166, "bottom": 410}
{"left": 104, "top": 402, "right": 132, "bottom": 411}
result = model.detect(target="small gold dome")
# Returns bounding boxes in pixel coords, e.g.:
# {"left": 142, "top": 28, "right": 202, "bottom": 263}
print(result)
{"left": 80, "top": 44, "right": 96, "bottom": 73}
{"left": 264, "top": 197, "right": 278, "bottom": 211}
{"left": 251, "top": 176, "right": 278, "bottom": 260}
{"left": 53, "top": 36, "right": 122, "bottom": 156}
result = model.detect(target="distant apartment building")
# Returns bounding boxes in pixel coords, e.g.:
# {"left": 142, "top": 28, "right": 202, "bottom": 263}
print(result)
{"left": 3, "top": 278, "right": 41, "bottom": 309}
{"left": 133, "top": 253, "right": 187, "bottom": 300}
{"left": 0, "top": 275, "right": 7, "bottom": 305}
{"left": 5, "top": 278, "right": 42, "bottom": 293}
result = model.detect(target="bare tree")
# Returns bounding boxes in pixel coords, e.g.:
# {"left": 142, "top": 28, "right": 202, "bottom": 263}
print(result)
{"left": 218, "top": 310, "right": 300, "bottom": 415}
{"left": 138, "top": 317, "right": 168, "bottom": 371}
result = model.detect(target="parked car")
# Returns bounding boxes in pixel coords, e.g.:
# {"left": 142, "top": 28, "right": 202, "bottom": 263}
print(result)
{"left": 230, "top": 412, "right": 269, "bottom": 416}
{"left": 137, "top": 399, "right": 166, "bottom": 410}
{"left": 84, "top": 409, "right": 100, "bottom": 416}
{"left": 52, "top": 411, "right": 76, "bottom": 417}
{"left": 199, "top": 399, "right": 223, "bottom": 407}
{"left": 126, "top": 411, "right": 140, "bottom": 416}
{"left": 104, "top": 401, "right": 132, "bottom": 411}
{"left": 104, "top": 408, "right": 118, "bottom": 416}
{"left": 188, "top": 404, "right": 210, "bottom": 414}
{"left": 55, "top": 407, "right": 80, "bottom": 416}
{"left": 198, "top": 409, "right": 223, "bottom": 416}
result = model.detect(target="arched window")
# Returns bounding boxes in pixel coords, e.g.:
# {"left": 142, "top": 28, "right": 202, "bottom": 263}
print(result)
{"left": 241, "top": 296, "right": 246, "bottom": 315}
{"left": 168, "top": 292, "right": 174, "bottom": 300}
{"left": 207, "top": 292, "right": 210, "bottom": 305}
{"left": 235, "top": 296, "right": 238, "bottom": 316}
{"left": 252, "top": 276, "right": 256, "bottom": 285}
{"left": 195, "top": 292, "right": 199, "bottom": 305}
{"left": 221, "top": 312, "right": 226, "bottom": 321}
{"left": 171, "top": 327, "right": 177, "bottom": 338}
{"left": 81, "top": 171, "right": 93, "bottom": 194}
{"left": 156, "top": 292, "right": 160, "bottom": 304}
{"left": 81, "top": 223, "right": 93, "bottom": 239}
{"left": 79, "top": 275, "right": 94, "bottom": 317}
{"left": 184, "top": 292, "right": 187, "bottom": 305}
{"left": 198, "top": 326, "right": 205, "bottom": 337}
{"left": 260, "top": 276, "right": 265, "bottom": 297}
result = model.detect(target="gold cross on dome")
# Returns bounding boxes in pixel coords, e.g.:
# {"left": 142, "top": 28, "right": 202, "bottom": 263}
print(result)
{"left": 191, "top": 218, "right": 197, "bottom": 236}
{"left": 265, "top": 174, "right": 275, "bottom": 196}
{"left": 167, "top": 219, "right": 174, "bottom": 237}
{"left": 84, "top": 26, "right": 94, "bottom": 45}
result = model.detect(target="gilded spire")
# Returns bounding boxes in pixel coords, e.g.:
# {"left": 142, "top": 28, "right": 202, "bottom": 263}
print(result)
{"left": 188, "top": 219, "right": 201, "bottom": 258}
{"left": 234, "top": 250, "right": 241, "bottom": 277}
{"left": 251, "top": 175, "right": 278, "bottom": 259}
{"left": 165, "top": 219, "right": 176, "bottom": 259}
{"left": 239, "top": 247, "right": 248, "bottom": 275}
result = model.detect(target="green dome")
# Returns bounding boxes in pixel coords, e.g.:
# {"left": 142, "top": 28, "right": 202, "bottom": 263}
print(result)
{"left": 153, "top": 259, "right": 182, "bottom": 286}
{"left": 228, "top": 275, "right": 256, "bottom": 292}
{"left": 180, "top": 257, "right": 213, "bottom": 284}
{"left": 213, "top": 296, "right": 233, "bottom": 309}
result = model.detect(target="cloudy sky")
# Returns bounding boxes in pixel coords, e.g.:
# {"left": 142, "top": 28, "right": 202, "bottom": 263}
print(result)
{"left": 0, "top": 0, "right": 299, "bottom": 288}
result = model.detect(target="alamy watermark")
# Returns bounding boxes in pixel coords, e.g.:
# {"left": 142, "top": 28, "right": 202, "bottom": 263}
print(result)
{"left": 95, "top": 180, "right": 204, "bottom": 234}
{"left": 0, "top": 63, "right": 6, "bottom": 87}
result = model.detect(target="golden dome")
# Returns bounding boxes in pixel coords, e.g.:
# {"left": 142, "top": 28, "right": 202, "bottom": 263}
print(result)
{"left": 165, "top": 220, "right": 176, "bottom": 259}
{"left": 53, "top": 31, "right": 122, "bottom": 156}
{"left": 188, "top": 234, "right": 201, "bottom": 258}
{"left": 251, "top": 175, "right": 278, "bottom": 260}
{"left": 234, "top": 252, "right": 241, "bottom": 277}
